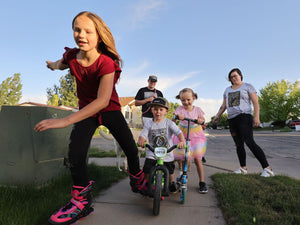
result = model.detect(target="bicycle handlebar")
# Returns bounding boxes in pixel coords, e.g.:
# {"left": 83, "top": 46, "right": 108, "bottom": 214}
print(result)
{"left": 173, "top": 115, "right": 198, "bottom": 124}
{"left": 138, "top": 143, "right": 178, "bottom": 153}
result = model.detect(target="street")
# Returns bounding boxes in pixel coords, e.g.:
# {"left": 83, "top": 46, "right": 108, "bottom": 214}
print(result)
{"left": 91, "top": 129, "right": 300, "bottom": 179}
{"left": 204, "top": 129, "right": 300, "bottom": 179}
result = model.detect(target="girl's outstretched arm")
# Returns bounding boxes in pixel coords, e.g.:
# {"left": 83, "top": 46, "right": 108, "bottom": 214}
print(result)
{"left": 46, "top": 59, "right": 69, "bottom": 71}
{"left": 34, "top": 72, "right": 114, "bottom": 132}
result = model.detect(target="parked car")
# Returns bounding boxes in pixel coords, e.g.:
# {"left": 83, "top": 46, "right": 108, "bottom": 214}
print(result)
{"left": 287, "top": 119, "right": 300, "bottom": 129}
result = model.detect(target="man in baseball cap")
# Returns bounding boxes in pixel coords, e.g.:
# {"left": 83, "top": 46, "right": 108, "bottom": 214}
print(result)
{"left": 135, "top": 75, "right": 163, "bottom": 125}
{"left": 148, "top": 75, "right": 157, "bottom": 82}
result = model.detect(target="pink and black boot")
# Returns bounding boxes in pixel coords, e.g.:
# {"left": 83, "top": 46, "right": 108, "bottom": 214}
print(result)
{"left": 129, "top": 170, "right": 148, "bottom": 195}
{"left": 48, "top": 181, "right": 94, "bottom": 225}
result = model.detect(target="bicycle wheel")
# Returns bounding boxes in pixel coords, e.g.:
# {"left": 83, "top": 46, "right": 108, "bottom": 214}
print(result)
{"left": 153, "top": 172, "right": 162, "bottom": 216}
{"left": 180, "top": 188, "right": 186, "bottom": 204}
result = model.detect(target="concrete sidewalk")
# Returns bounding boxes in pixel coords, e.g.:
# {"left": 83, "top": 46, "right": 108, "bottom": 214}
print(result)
{"left": 81, "top": 158, "right": 227, "bottom": 225}
{"left": 79, "top": 129, "right": 299, "bottom": 225}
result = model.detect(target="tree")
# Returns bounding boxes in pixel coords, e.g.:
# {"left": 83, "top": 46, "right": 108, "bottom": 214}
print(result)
{"left": 166, "top": 102, "right": 180, "bottom": 120}
{"left": 218, "top": 114, "right": 229, "bottom": 128}
{"left": 209, "top": 114, "right": 229, "bottom": 129}
{"left": 47, "top": 72, "right": 78, "bottom": 107}
{"left": 0, "top": 73, "right": 22, "bottom": 107}
{"left": 48, "top": 94, "right": 60, "bottom": 106}
{"left": 258, "top": 79, "right": 300, "bottom": 126}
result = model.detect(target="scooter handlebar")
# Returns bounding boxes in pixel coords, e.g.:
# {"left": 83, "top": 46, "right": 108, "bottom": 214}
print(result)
{"left": 173, "top": 115, "right": 198, "bottom": 124}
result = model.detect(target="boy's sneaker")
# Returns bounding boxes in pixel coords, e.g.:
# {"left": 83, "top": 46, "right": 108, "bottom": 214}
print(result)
{"left": 169, "top": 182, "right": 178, "bottom": 193}
{"left": 129, "top": 170, "right": 148, "bottom": 195}
{"left": 261, "top": 168, "right": 275, "bottom": 177}
{"left": 199, "top": 182, "right": 208, "bottom": 194}
{"left": 234, "top": 167, "right": 247, "bottom": 174}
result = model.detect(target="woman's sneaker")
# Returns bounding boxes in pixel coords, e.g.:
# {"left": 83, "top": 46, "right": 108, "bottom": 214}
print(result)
{"left": 234, "top": 167, "right": 247, "bottom": 174}
{"left": 261, "top": 168, "right": 275, "bottom": 177}
{"left": 199, "top": 182, "right": 208, "bottom": 194}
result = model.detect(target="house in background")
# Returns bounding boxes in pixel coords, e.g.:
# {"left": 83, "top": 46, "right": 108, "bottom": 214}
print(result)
{"left": 19, "top": 98, "right": 143, "bottom": 128}
{"left": 119, "top": 97, "right": 142, "bottom": 128}
{"left": 18, "top": 102, "right": 78, "bottom": 112}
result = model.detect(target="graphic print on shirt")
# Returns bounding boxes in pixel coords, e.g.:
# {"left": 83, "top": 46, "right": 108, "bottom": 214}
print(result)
{"left": 143, "top": 91, "right": 156, "bottom": 110}
{"left": 228, "top": 91, "right": 240, "bottom": 107}
{"left": 151, "top": 128, "right": 167, "bottom": 147}
{"left": 144, "top": 91, "right": 156, "bottom": 99}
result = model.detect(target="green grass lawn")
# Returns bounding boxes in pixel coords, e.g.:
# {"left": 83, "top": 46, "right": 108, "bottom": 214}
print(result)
{"left": 89, "top": 147, "right": 146, "bottom": 158}
{"left": 253, "top": 126, "right": 295, "bottom": 132}
{"left": 2, "top": 162, "right": 299, "bottom": 225}
{"left": 211, "top": 173, "right": 300, "bottom": 225}
{"left": 0, "top": 163, "right": 127, "bottom": 225}
{"left": 89, "top": 147, "right": 117, "bottom": 157}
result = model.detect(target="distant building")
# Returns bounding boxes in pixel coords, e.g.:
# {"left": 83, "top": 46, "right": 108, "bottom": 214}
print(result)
{"left": 119, "top": 97, "right": 142, "bottom": 128}
{"left": 18, "top": 102, "right": 78, "bottom": 112}
{"left": 19, "top": 99, "right": 143, "bottom": 128}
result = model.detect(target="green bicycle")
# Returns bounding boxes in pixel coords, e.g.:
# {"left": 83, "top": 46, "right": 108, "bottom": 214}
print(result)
{"left": 141, "top": 143, "right": 177, "bottom": 216}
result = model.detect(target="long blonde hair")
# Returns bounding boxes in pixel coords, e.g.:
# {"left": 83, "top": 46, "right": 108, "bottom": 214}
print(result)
{"left": 72, "top": 11, "right": 123, "bottom": 67}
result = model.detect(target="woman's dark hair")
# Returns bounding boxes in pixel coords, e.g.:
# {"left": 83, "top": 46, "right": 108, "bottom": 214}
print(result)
{"left": 228, "top": 68, "right": 243, "bottom": 84}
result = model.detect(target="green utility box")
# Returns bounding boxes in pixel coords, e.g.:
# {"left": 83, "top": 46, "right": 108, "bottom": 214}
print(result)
{"left": 0, "top": 105, "right": 74, "bottom": 186}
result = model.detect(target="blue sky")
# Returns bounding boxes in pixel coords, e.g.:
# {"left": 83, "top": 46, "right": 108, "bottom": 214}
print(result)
{"left": 1, "top": 0, "right": 299, "bottom": 120}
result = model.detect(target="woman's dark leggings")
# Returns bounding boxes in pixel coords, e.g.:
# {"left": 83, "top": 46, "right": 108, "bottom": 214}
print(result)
{"left": 68, "top": 110, "right": 140, "bottom": 186}
{"left": 228, "top": 114, "right": 269, "bottom": 169}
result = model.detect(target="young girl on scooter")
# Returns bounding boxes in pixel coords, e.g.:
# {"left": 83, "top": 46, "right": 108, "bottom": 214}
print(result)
{"left": 173, "top": 88, "right": 208, "bottom": 193}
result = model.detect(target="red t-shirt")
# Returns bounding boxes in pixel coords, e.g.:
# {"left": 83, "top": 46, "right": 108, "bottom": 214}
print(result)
{"left": 62, "top": 47, "right": 121, "bottom": 123}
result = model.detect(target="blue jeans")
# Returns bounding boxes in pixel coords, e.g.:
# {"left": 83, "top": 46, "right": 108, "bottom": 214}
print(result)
{"left": 228, "top": 113, "right": 269, "bottom": 169}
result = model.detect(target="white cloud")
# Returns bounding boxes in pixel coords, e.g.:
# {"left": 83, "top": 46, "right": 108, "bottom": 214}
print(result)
{"left": 194, "top": 98, "right": 223, "bottom": 122}
{"left": 117, "top": 61, "right": 201, "bottom": 97}
{"left": 117, "top": 60, "right": 151, "bottom": 95}
{"left": 128, "top": 0, "right": 165, "bottom": 28}
{"left": 157, "top": 71, "right": 201, "bottom": 92}
{"left": 116, "top": 60, "right": 222, "bottom": 122}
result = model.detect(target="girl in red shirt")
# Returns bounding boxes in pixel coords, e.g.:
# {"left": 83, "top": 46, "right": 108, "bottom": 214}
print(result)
{"left": 35, "top": 11, "right": 146, "bottom": 225}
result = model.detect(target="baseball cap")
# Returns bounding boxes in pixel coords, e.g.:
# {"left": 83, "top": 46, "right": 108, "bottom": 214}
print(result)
{"left": 148, "top": 75, "right": 157, "bottom": 82}
{"left": 149, "top": 97, "right": 169, "bottom": 110}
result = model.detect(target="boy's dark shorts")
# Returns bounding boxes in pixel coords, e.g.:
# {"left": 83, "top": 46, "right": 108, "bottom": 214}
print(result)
{"left": 143, "top": 158, "right": 175, "bottom": 174}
